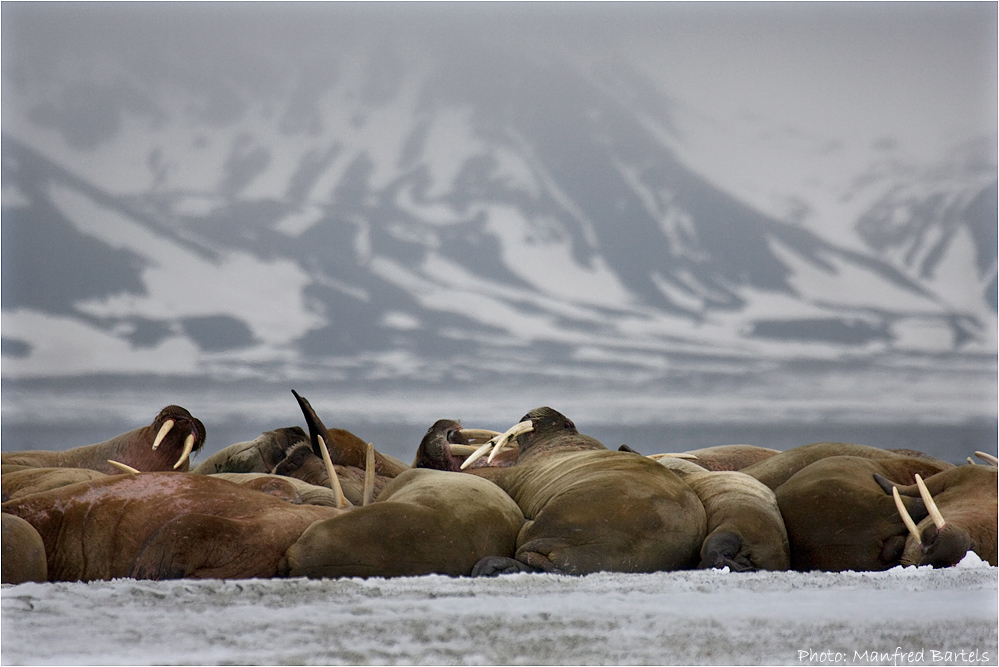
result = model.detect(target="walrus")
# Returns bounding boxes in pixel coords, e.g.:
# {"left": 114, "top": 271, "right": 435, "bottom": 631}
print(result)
{"left": 740, "top": 442, "right": 953, "bottom": 491}
{"left": 469, "top": 407, "right": 707, "bottom": 576}
{"left": 208, "top": 472, "right": 345, "bottom": 507}
{"left": 1, "top": 406, "right": 206, "bottom": 474}
{"left": 650, "top": 444, "right": 781, "bottom": 471}
{"left": 2, "top": 466, "right": 109, "bottom": 502}
{"left": 656, "top": 457, "right": 789, "bottom": 571}
{"left": 1, "top": 472, "right": 345, "bottom": 581}
{"left": 882, "top": 463, "right": 998, "bottom": 568}
{"left": 193, "top": 427, "right": 370, "bottom": 506}
{"left": 282, "top": 467, "right": 525, "bottom": 578}
{"left": 774, "top": 455, "right": 955, "bottom": 571}
{"left": 2, "top": 513, "right": 47, "bottom": 584}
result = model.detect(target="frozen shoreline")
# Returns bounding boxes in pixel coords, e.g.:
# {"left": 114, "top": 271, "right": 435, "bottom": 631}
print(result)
{"left": 3, "top": 562, "right": 996, "bottom": 665}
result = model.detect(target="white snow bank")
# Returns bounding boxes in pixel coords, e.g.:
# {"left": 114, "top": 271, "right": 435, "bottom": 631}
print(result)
{"left": 2, "top": 567, "right": 996, "bottom": 665}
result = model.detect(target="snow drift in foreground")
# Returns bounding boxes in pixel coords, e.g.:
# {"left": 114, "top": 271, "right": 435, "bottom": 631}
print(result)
{"left": 2, "top": 556, "right": 996, "bottom": 666}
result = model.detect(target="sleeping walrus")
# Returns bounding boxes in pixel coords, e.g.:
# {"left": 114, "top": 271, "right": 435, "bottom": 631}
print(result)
{"left": 469, "top": 407, "right": 706, "bottom": 576}
{"left": 774, "top": 455, "right": 957, "bottom": 571}
{"left": 283, "top": 419, "right": 526, "bottom": 578}
{"left": 1, "top": 406, "right": 206, "bottom": 474}
{"left": 1, "top": 472, "right": 345, "bottom": 581}
{"left": 656, "top": 457, "right": 789, "bottom": 571}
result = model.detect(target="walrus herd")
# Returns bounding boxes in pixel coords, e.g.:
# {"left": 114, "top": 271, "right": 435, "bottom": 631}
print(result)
{"left": 2, "top": 393, "right": 996, "bottom": 584}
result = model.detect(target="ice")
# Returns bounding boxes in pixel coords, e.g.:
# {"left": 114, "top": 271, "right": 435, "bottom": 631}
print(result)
{"left": 3, "top": 567, "right": 996, "bottom": 665}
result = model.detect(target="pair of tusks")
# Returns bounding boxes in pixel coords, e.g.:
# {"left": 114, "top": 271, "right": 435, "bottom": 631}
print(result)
{"left": 315, "top": 435, "right": 377, "bottom": 509}
{"left": 892, "top": 473, "right": 946, "bottom": 543}
{"left": 459, "top": 420, "right": 534, "bottom": 470}
{"left": 967, "top": 451, "right": 999, "bottom": 466}
{"left": 152, "top": 419, "right": 197, "bottom": 470}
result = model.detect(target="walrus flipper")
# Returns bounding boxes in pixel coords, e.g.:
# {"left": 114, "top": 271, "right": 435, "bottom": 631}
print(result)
{"left": 470, "top": 556, "right": 541, "bottom": 577}
{"left": 291, "top": 390, "right": 330, "bottom": 460}
{"left": 698, "top": 531, "right": 754, "bottom": 572}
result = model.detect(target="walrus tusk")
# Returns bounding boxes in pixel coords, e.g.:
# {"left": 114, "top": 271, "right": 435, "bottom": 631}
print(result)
{"left": 108, "top": 459, "right": 141, "bottom": 474}
{"left": 914, "top": 474, "right": 945, "bottom": 530}
{"left": 487, "top": 420, "right": 534, "bottom": 463}
{"left": 460, "top": 441, "right": 495, "bottom": 470}
{"left": 151, "top": 419, "right": 175, "bottom": 450}
{"left": 363, "top": 443, "right": 375, "bottom": 506}
{"left": 893, "top": 486, "right": 922, "bottom": 542}
{"left": 647, "top": 453, "right": 700, "bottom": 461}
{"left": 172, "top": 433, "right": 196, "bottom": 470}
{"left": 974, "top": 451, "right": 999, "bottom": 466}
{"left": 448, "top": 444, "right": 483, "bottom": 456}
{"left": 317, "top": 435, "right": 346, "bottom": 509}
{"left": 459, "top": 429, "right": 502, "bottom": 445}
{"left": 968, "top": 457, "right": 976, "bottom": 465}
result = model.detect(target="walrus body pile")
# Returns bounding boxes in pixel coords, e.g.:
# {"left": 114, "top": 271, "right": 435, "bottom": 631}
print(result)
{"left": 2, "top": 395, "right": 996, "bottom": 584}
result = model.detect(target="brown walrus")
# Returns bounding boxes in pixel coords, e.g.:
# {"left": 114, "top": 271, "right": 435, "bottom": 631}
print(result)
{"left": 774, "top": 455, "right": 956, "bottom": 571}
{"left": 1, "top": 406, "right": 206, "bottom": 474}
{"left": 1, "top": 472, "right": 344, "bottom": 581}
{"left": 882, "top": 463, "right": 997, "bottom": 568}
{"left": 2, "top": 467, "right": 109, "bottom": 502}
{"left": 740, "top": 442, "right": 953, "bottom": 491}
{"left": 283, "top": 418, "right": 525, "bottom": 578}
{"left": 469, "top": 407, "right": 706, "bottom": 576}
{"left": 656, "top": 457, "right": 789, "bottom": 571}
{"left": 650, "top": 444, "right": 781, "bottom": 471}
{"left": 2, "top": 513, "right": 47, "bottom": 584}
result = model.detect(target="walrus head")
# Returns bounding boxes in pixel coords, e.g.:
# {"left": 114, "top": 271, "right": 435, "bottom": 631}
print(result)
{"left": 146, "top": 406, "right": 206, "bottom": 471}
{"left": 413, "top": 420, "right": 472, "bottom": 471}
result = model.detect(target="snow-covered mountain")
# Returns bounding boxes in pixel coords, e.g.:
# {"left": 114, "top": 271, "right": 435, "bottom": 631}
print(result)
{"left": 2, "top": 23, "right": 995, "bottom": 389}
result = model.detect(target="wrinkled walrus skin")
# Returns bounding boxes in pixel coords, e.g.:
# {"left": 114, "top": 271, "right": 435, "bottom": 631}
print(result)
{"left": 774, "top": 455, "right": 955, "bottom": 572}
{"left": 2, "top": 513, "right": 47, "bottom": 584}
{"left": 2, "top": 472, "right": 343, "bottom": 582}
{"left": 2, "top": 467, "right": 109, "bottom": 502}
{"left": 1, "top": 406, "right": 206, "bottom": 475}
{"left": 282, "top": 467, "right": 525, "bottom": 578}
{"left": 471, "top": 408, "right": 706, "bottom": 576}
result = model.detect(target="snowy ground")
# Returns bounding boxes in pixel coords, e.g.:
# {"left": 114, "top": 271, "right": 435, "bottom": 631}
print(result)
{"left": 2, "top": 558, "right": 996, "bottom": 666}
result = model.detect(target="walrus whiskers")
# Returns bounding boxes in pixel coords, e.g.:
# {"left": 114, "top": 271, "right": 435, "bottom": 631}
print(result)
{"left": 317, "top": 435, "right": 346, "bottom": 509}
{"left": 151, "top": 419, "right": 175, "bottom": 450}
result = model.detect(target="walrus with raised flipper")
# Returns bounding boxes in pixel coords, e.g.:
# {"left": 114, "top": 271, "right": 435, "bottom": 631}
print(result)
{"left": 656, "top": 457, "right": 789, "bottom": 571}
{"left": 1, "top": 472, "right": 347, "bottom": 582}
{"left": 292, "top": 390, "right": 409, "bottom": 477}
{"left": 2, "top": 513, "right": 47, "bottom": 584}
{"left": 773, "top": 455, "right": 955, "bottom": 572}
{"left": 740, "top": 442, "right": 953, "bottom": 491}
{"left": 469, "top": 407, "right": 707, "bottom": 576}
{"left": 2, "top": 467, "right": 108, "bottom": 502}
{"left": 881, "top": 463, "right": 997, "bottom": 568}
{"left": 650, "top": 444, "right": 781, "bottom": 472}
{"left": 283, "top": 419, "right": 526, "bottom": 578}
{"left": 1, "top": 406, "right": 206, "bottom": 474}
